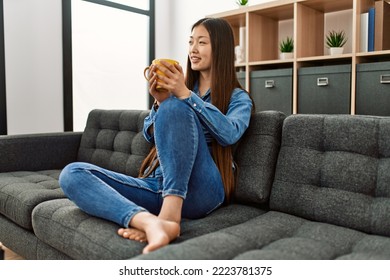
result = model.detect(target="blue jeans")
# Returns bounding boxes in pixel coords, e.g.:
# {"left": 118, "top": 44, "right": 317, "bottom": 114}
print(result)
{"left": 59, "top": 97, "right": 225, "bottom": 228}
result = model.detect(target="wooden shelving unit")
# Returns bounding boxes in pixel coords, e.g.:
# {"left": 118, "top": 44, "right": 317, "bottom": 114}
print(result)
{"left": 209, "top": 0, "right": 390, "bottom": 115}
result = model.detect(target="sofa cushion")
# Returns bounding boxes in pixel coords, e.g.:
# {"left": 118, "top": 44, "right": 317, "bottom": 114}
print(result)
{"left": 32, "top": 199, "right": 265, "bottom": 259}
{"left": 233, "top": 111, "right": 285, "bottom": 205}
{"left": 134, "top": 211, "right": 390, "bottom": 260}
{"left": 77, "top": 109, "right": 152, "bottom": 177}
{"left": 270, "top": 114, "right": 390, "bottom": 236}
{"left": 0, "top": 170, "right": 64, "bottom": 229}
{"left": 0, "top": 214, "right": 71, "bottom": 260}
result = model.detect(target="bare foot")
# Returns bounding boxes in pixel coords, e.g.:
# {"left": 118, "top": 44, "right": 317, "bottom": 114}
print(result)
{"left": 129, "top": 200, "right": 182, "bottom": 254}
{"left": 142, "top": 218, "right": 180, "bottom": 254}
{"left": 118, "top": 228, "right": 147, "bottom": 242}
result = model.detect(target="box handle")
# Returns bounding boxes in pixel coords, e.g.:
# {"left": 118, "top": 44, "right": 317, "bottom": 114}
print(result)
{"left": 380, "top": 74, "right": 390, "bottom": 84}
{"left": 317, "top": 77, "right": 328, "bottom": 87}
{"left": 265, "top": 80, "right": 275, "bottom": 88}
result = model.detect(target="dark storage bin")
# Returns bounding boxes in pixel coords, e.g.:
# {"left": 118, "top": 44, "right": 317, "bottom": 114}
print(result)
{"left": 298, "top": 64, "right": 351, "bottom": 114}
{"left": 250, "top": 68, "right": 293, "bottom": 115}
{"left": 237, "top": 71, "right": 246, "bottom": 89}
{"left": 356, "top": 61, "right": 390, "bottom": 116}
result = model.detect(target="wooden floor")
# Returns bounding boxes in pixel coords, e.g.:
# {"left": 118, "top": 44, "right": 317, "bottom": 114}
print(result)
{"left": 0, "top": 242, "right": 24, "bottom": 260}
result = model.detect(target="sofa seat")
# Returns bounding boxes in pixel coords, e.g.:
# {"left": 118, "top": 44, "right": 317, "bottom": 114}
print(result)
{"left": 32, "top": 198, "right": 265, "bottom": 260}
{"left": 135, "top": 211, "right": 390, "bottom": 260}
{"left": 0, "top": 170, "right": 65, "bottom": 230}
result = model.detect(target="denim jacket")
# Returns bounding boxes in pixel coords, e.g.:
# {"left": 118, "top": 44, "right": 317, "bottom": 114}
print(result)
{"left": 143, "top": 85, "right": 252, "bottom": 147}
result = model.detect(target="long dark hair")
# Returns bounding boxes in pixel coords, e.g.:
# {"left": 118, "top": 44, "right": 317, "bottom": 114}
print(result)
{"left": 185, "top": 17, "right": 246, "bottom": 202}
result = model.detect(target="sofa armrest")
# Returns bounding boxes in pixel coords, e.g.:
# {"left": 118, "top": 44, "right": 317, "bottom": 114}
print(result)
{"left": 0, "top": 132, "right": 82, "bottom": 172}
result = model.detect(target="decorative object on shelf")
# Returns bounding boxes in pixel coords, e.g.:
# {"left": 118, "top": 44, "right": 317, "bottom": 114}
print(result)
{"left": 326, "top": 30, "right": 347, "bottom": 55}
{"left": 279, "top": 36, "right": 294, "bottom": 59}
{"left": 236, "top": 0, "right": 248, "bottom": 8}
{"left": 361, "top": 12, "right": 369, "bottom": 52}
{"left": 367, "top": 7, "right": 375, "bottom": 52}
{"left": 235, "top": 45, "right": 245, "bottom": 63}
{"left": 235, "top": 26, "right": 246, "bottom": 63}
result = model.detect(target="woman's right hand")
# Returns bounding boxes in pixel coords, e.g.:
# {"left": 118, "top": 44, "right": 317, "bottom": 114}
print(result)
{"left": 148, "top": 65, "right": 171, "bottom": 105}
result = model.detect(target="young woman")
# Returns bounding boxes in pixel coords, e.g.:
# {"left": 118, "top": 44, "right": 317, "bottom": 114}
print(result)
{"left": 59, "top": 17, "right": 253, "bottom": 254}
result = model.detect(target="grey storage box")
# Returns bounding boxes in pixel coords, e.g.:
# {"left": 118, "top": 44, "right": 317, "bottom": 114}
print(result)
{"left": 298, "top": 64, "right": 351, "bottom": 114}
{"left": 356, "top": 61, "right": 390, "bottom": 116}
{"left": 237, "top": 71, "right": 246, "bottom": 89}
{"left": 250, "top": 68, "right": 293, "bottom": 115}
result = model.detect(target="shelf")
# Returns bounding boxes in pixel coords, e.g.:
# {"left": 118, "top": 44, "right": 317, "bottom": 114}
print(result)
{"left": 297, "top": 54, "right": 353, "bottom": 62}
{"left": 297, "top": 0, "right": 354, "bottom": 13}
{"left": 211, "top": 0, "right": 390, "bottom": 116}
{"left": 249, "top": 59, "right": 294, "bottom": 66}
{"left": 296, "top": 2, "right": 353, "bottom": 58}
{"left": 248, "top": 3, "right": 294, "bottom": 62}
{"left": 356, "top": 50, "right": 390, "bottom": 57}
{"left": 250, "top": 3, "right": 294, "bottom": 20}
{"left": 234, "top": 62, "right": 247, "bottom": 68}
{"left": 220, "top": 13, "right": 246, "bottom": 27}
{"left": 300, "top": 54, "right": 353, "bottom": 60}
{"left": 356, "top": 50, "right": 390, "bottom": 63}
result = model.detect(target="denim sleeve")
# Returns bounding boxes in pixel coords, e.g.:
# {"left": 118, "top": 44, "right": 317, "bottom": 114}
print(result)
{"left": 183, "top": 89, "right": 252, "bottom": 146}
{"left": 143, "top": 107, "right": 157, "bottom": 144}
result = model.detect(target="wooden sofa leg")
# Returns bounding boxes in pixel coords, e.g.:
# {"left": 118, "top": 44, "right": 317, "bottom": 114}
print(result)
{"left": 0, "top": 242, "right": 4, "bottom": 260}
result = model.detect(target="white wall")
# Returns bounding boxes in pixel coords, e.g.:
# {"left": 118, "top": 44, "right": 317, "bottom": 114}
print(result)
{"left": 4, "top": 0, "right": 63, "bottom": 135}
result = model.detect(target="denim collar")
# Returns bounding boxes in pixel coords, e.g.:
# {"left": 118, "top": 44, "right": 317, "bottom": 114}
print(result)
{"left": 193, "top": 82, "right": 211, "bottom": 100}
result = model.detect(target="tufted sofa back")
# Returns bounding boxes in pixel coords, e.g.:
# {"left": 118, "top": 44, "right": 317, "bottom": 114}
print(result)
{"left": 233, "top": 110, "right": 285, "bottom": 205}
{"left": 77, "top": 109, "right": 152, "bottom": 177}
{"left": 77, "top": 109, "right": 286, "bottom": 207}
{"left": 270, "top": 114, "right": 390, "bottom": 237}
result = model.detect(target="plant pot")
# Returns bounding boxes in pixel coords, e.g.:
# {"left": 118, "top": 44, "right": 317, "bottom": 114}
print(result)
{"left": 280, "top": 52, "right": 293, "bottom": 60}
{"left": 329, "top": 47, "right": 344, "bottom": 55}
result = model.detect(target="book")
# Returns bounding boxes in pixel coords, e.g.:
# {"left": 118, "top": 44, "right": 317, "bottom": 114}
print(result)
{"left": 368, "top": 7, "right": 375, "bottom": 51}
{"left": 375, "top": 0, "right": 390, "bottom": 51}
{"left": 360, "top": 12, "right": 369, "bottom": 52}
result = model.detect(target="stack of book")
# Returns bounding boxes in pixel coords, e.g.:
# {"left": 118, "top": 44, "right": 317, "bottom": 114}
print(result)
{"left": 360, "top": 0, "right": 390, "bottom": 52}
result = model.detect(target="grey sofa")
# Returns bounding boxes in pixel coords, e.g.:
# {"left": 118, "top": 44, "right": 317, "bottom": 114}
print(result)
{"left": 1, "top": 109, "right": 390, "bottom": 260}
{"left": 0, "top": 109, "right": 283, "bottom": 259}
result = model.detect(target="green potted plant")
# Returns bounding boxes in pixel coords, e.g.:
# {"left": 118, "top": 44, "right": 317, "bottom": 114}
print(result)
{"left": 279, "top": 36, "right": 294, "bottom": 59}
{"left": 326, "top": 30, "right": 347, "bottom": 55}
{"left": 236, "top": 0, "right": 249, "bottom": 7}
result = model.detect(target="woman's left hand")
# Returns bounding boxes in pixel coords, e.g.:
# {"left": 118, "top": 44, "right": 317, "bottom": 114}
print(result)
{"left": 155, "top": 61, "right": 191, "bottom": 99}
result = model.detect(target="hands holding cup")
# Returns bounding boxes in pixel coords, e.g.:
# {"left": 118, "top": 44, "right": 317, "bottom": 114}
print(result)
{"left": 144, "top": 59, "right": 190, "bottom": 103}
{"left": 144, "top": 59, "right": 178, "bottom": 91}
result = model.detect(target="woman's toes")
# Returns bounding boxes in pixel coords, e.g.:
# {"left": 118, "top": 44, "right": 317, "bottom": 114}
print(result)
{"left": 118, "top": 228, "right": 147, "bottom": 242}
